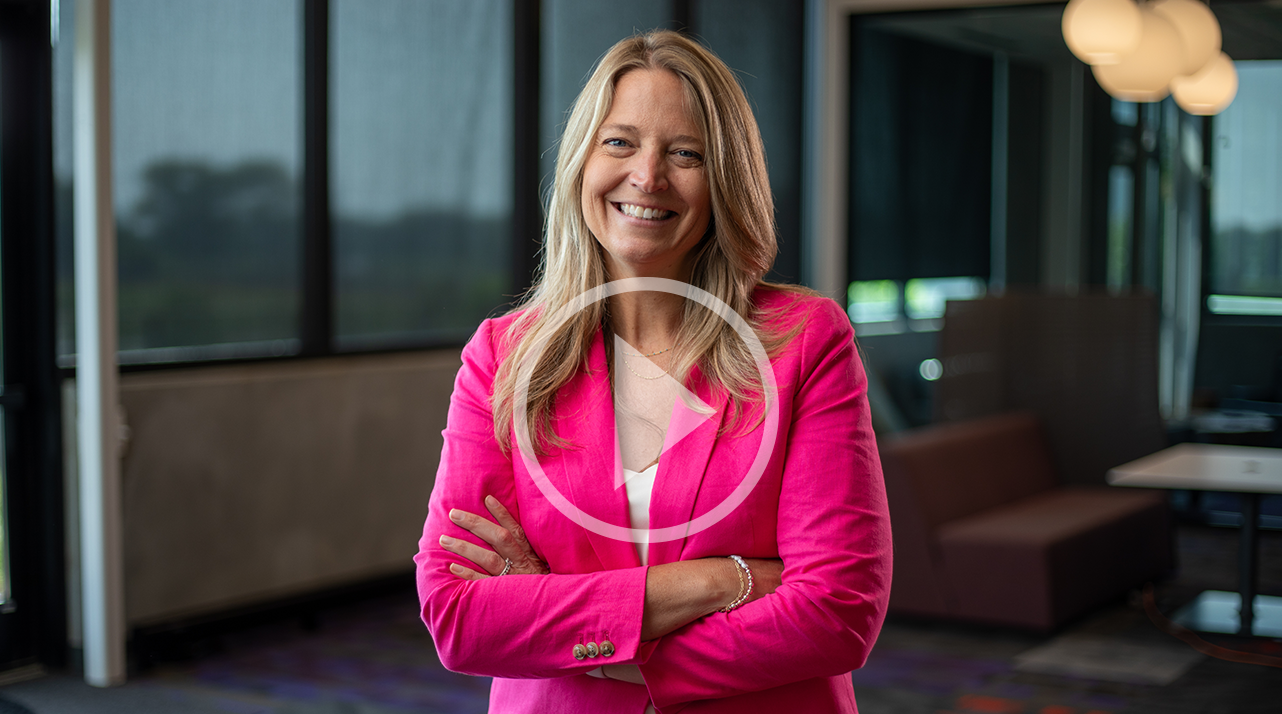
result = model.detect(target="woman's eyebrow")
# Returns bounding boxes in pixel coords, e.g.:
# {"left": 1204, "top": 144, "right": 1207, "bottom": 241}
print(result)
{"left": 597, "top": 124, "right": 704, "bottom": 148}
{"left": 598, "top": 123, "right": 637, "bottom": 136}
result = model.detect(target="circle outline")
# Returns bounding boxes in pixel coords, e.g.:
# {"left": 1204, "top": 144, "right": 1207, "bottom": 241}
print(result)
{"left": 511, "top": 277, "right": 779, "bottom": 543}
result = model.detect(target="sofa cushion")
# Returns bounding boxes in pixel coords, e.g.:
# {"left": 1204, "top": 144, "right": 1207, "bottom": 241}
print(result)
{"left": 884, "top": 412, "right": 1058, "bottom": 531}
{"left": 935, "top": 486, "right": 1172, "bottom": 630}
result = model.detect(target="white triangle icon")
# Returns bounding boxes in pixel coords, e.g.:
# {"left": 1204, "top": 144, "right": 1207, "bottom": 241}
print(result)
{"left": 613, "top": 335, "right": 716, "bottom": 489}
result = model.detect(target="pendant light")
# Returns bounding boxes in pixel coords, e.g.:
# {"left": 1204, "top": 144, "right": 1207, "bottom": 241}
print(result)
{"left": 1063, "top": 0, "right": 1144, "bottom": 65}
{"left": 1063, "top": 0, "right": 1238, "bottom": 114}
{"left": 1151, "top": 0, "right": 1221, "bottom": 75}
{"left": 1092, "top": 7, "right": 1184, "bottom": 102}
{"left": 1172, "top": 52, "right": 1238, "bottom": 115}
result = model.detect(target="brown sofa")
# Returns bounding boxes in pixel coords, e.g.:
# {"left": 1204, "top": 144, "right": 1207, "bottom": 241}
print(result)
{"left": 881, "top": 411, "right": 1173, "bottom": 631}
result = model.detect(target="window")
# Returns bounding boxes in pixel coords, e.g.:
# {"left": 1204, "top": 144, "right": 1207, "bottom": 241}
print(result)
{"left": 113, "top": 0, "right": 303, "bottom": 362}
{"left": 905, "top": 276, "right": 985, "bottom": 321}
{"left": 58, "top": 1, "right": 517, "bottom": 365}
{"left": 1208, "top": 60, "right": 1282, "bottom": 316}
{"left": 847, "top": 277, "right": 985, "bottom": 336}
{"left": 847, "top": 19, "right": 993, "bottom": 338}
{"left": 55, "top": 1, "right": 808, "bottom": 368}
{"left": 696, "top": 0, "right": 805, "bottom": 282}
{"left": 1106, "top": 100, "right": 1139, "bottom": 292}
{"left": 539, "top": 0, "right": 805, "bottom": 281}
{"left": 540, "top": 0, "right": 670, "bottom": 187}
{"left": 332, "top": 0, "right": 513, "bottom": 349}
{"left": 848, "top": 20, "right": 993, "bottom": 289}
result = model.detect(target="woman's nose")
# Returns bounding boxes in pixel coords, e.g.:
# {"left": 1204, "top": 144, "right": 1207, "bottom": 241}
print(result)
{"left": 628, "top": 149, "right": 668, "bottom": 193}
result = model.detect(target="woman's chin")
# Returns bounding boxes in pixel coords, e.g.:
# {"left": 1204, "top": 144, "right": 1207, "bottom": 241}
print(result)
{"left": 606, "top": 256, "right": 687, "bottom": 280}
{"left": 600, "top": 244, "right": 681, "bottom": 277}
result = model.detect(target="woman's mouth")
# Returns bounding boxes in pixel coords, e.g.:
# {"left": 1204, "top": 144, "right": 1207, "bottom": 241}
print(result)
{"left": 615, "top": 202, "right": 675, "bottom": 221}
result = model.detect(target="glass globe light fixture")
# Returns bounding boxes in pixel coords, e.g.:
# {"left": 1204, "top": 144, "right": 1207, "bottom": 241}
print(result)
{"left": 1062, "top": 0, "right": 1143, "bottom": 65}
{"left": 1151, "top": 0, "right": 1222, "bottom": 76}
{"left": 1093, "top": 7, "right": 1184, "bottom": 101}
{"left": 1172, "top": 52, "right": 1238, "bottom": 115}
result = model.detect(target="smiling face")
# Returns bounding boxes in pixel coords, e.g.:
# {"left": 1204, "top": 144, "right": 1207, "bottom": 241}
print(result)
{"left": 581, "top": 68, "right": 712, "bottom": 281}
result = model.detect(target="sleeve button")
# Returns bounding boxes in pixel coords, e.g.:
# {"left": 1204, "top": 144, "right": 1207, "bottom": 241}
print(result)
{"left": 600, "top": 640, "right": 615, "bottom": 657}
{"left": 573, "top": 644, "right": 588, "bottom": 660}
{"left": 586, "top": 642, "right": 600, "bottom": 658}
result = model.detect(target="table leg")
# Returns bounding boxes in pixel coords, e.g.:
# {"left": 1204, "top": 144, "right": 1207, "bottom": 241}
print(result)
{"left": 1239, "top": 493, "right": 1260, "bottom": 635}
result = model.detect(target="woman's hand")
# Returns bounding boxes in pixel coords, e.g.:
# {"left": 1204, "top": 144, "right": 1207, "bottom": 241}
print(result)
{"left": 440, "top": 495, "right": 550, "bottom": 579}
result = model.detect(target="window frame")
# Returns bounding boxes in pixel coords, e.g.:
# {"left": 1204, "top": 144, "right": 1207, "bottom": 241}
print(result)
{"left": 58, "top": 0, "right": 807, "bottom": 375}
{"left": 97, "top": 0, "right": 542, "bottom": 374}
{"left": 1, "top": 0, "right": 67, "bottom": 671}
{"left": 1200, "top": 58, "right": 1282, "bottom": 330}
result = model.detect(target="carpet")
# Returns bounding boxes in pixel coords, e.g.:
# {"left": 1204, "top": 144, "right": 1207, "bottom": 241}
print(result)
{"left": 1011, "top": 634, "right": 1204, "bottom": 685}
{"left": 0, "top": 698, "right": 36, "bottom": 714}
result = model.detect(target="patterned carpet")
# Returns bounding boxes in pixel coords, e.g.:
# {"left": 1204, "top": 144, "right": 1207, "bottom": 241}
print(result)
{"left": 850, "top": 524, "right": 1282, "bottom": 714}
{"left": 1, "top": 525, "right": 1279, "bottom": 713}
{"left": 0, "top": 593, "right": 490, "bottom": 714}
{"left": 146, "top": 592, "right": 491, "bottom": 714}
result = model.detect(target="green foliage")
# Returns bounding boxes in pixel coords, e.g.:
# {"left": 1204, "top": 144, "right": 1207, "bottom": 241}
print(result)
{"left": 335, "top": 211, "right": 510, "bottom": 342}
{"left": 113, "top": 159, "right": 510, "bottom": 353}
{"left": 1214, "top": 226, "right": 1282, "bottom": 298}
{"left": 849, "top": 280, "right": 899, "bottom": 307}
{"left": 116, "top": 160, "right": 300, "bottom": 351}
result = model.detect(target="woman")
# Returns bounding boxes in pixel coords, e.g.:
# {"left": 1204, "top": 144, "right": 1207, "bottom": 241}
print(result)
{"left": 415, "top": 30, "right": 891, "bottom": 713}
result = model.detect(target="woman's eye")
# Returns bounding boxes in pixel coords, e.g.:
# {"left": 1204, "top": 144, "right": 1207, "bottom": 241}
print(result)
{"left": 604, "top": 138, "right": 628, "bottom": 148}
{"left": 675, "top": 149, "right": 703, "bottom": 162}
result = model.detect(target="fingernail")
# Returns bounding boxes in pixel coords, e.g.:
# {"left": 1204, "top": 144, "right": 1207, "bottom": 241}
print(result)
{"left": 439, "top": 535, "right": 454, "bottom": 546}
{"left": 449, "top": 563, "right": 462, "bottom": 574}
{"left": 485, "top": 495, "right": 496, "bottom": 506}
{"left": 449, "top": 509, "right": 462, "bottom": 522}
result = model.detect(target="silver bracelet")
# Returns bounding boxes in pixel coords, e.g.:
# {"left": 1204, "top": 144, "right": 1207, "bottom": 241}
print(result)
{"left": 719, "top": 555, "right": 753, "bottom": 612}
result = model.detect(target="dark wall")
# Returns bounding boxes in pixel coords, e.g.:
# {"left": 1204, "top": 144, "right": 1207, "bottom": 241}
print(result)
{"left": 848, "top": 19, "right": 993, "bottom": 283}
{"left": 697, "top": 0, "right": 805, "bottom": 283}
{"left": 1195, "top": 321, "right": 1282, "bottom": 400}
{"left": 858, "top": 330, "right": 939, "bottom": 428}
{"left": 1005, "top": 61, "right": 1044, "bottom": 287}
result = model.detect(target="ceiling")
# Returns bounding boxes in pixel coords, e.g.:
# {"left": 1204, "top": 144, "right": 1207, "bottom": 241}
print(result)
{"left": 862, "top": 1, "right": 1282, "bottom": 66}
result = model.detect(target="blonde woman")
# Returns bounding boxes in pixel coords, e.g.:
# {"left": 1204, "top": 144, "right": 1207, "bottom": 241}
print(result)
{"left": 415, "top": 30, "right": 891, "bottom": 713}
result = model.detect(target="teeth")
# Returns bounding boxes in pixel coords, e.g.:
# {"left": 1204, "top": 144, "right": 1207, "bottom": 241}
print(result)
{"left": 619, "top": 203, "right": 672, "bottom": 220}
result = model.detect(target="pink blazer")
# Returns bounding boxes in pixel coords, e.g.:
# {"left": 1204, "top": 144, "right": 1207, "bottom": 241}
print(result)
{"left": 415, "top": 289, "right": 892, "bottom": 713}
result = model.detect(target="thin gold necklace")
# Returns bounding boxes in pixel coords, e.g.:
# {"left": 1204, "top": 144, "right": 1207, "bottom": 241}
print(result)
{"left": 622, "top": 355, "right": 668, "bottom": 380}
{"left": 622, "top": 345, "right": 673, "bottom": 358}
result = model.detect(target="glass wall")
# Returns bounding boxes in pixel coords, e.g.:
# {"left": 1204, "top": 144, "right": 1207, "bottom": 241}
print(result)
{"left": 0, "top": 105, "right": 7, "bottom": 602}
{"left": 1209, "top": 60, "right": 1282, "bottom": 315}
{"left": 846, "top": 19, "right": 994, "bottom": 336}
{"left": 54, "top": 0, "right": 73, "bottom": 361}
{"left": 52, "top": 0, "right": 811, "bottom": 368}
{"left": 332, "top": 0, "right": 513, "bottom": 349}
{"left": 540, "top": 0, "right": 670, "bottom": 187}
{"left": 112, "top": 0, "right": 303, "bottom": 362}
{"left": 1105, "top": 100, "right": 1138, "bottom": 293}
{"left": 697, "top": 0, "right": 805, "bottom": 282}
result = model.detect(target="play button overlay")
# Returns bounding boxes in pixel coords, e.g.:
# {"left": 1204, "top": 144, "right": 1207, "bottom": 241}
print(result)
{"left": 512, "top": 278, "right": 780, "bottom": 545}
{"left": 612, "top": 334, "right": 716, "bottom": 489}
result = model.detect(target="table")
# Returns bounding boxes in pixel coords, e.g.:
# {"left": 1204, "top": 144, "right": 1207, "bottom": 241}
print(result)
{"left": 1108, "top": 443, "right": 1282, "bottom": 637}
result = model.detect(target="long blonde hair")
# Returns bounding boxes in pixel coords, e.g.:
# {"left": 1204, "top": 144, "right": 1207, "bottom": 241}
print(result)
{"left": 492, "top": 29, "right": 810, "bottom": 452}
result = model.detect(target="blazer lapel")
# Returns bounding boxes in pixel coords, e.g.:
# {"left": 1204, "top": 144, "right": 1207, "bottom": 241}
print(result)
{"left": 647, "top": 364, "right": 728, "bottom": 565}
{"left": 555, "top": 330, "right": 640, "bottom": 571}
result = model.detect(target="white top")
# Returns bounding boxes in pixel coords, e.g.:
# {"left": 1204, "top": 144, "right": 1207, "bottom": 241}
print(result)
{"left": 1108, "top": 443, "right": 1282, "bottom": 494}
{"left": 622, "top": 462, "right": 659, "bottom": 566}
{"left": 585, "top": 461, "right": 659, "bottom": 704}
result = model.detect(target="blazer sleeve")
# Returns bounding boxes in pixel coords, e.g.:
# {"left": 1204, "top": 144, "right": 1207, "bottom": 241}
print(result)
{"left": 414, "top": 318, "right": 655, "bottom": 679}
{"left": 636, "top": 298, "right": 893, "bottom": 711}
